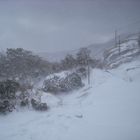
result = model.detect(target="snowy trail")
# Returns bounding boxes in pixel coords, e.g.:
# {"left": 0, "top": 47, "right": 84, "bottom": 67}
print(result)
{"left": 0, "top": 61, "right": 140, "bottom": 140}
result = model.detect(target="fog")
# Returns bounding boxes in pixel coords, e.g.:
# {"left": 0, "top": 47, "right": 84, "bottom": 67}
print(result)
{"left": 0, "top": 0, "right": 140, "bottom": 52}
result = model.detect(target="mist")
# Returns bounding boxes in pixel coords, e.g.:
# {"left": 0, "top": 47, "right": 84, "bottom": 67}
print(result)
{"left": 0, "top": 0, "right": 140, "bottom": 52}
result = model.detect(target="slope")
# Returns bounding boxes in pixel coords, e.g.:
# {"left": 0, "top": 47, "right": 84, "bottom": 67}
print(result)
{"left": 0, "top": 60, "right": 140, "bottom": 140}
{"left": 104, "top": 33, "right": 140, "bottom": 68}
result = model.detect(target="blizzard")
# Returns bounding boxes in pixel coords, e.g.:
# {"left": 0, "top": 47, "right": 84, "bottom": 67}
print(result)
{"left": 0, "top": 60, "right": 140, "bottom": 140}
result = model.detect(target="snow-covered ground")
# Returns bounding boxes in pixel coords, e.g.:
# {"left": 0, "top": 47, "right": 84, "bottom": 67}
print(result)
{"left": 0, "top": 60, "right": 140, "bottom": 140}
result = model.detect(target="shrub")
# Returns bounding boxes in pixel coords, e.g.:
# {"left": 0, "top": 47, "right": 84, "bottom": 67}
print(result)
{"left": 19, "top": 91, "right": 30, "bottom": 107}
{"left": 0, "top": 80, "right": 19, "bottom": 99}
{"left": 43, "top": 72, "right": 84, "bottom": 93}
{"left": 0, "top": 100, "right": 15, "bottom": 113}
{"left": 31, "top": 98, "right": 48, "bottom": 111}
{"left": 0, "top": 80, "right": 19, "bottom": 113}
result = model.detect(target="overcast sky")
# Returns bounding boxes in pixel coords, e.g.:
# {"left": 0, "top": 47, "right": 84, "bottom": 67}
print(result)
{"left": 0, "top": 0, "right": 140, "bottom": 53}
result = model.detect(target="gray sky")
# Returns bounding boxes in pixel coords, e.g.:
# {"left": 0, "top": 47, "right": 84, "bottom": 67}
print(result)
{"left": 0, "top": 0, "right": 140, "bottom": 53}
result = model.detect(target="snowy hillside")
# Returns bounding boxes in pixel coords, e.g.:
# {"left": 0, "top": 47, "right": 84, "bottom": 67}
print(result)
{"left": 104, "top": 35, "right": 140, "bottom": 69}
{"left": 0, "top": 59, "right": 140, "bottom": 140}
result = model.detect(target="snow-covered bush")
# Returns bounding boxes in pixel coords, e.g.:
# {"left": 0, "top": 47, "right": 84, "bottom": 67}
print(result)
{"left": 0, "top": 100, "right": 15, "bottom": 113}
{"left": 43, "top": 75, "right": 61, "bottom": 93}
{"left": 63, "top": 73, "right": 83, "bottom": 91}
{"left": 31, "top": 98, "right": 48, "bottom": 111}
{"left": 18, "top": 91, "right": 30, "bottom": 107}
{"left": 0, "top": 80, "right": 19, "bottom": 99}
{"left": 0, "top": 80, "right": 19, "bottom": 113}
{"left": 43, "top": 72, "right": 84, "bottom": 93}
{"left": 16, "top": 89, "right": 48, "bottom": 111}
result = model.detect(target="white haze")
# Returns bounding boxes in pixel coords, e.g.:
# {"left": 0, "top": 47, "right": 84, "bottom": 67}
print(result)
{"left": 0, "top": 0, "right": 140, "bottom": 53}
